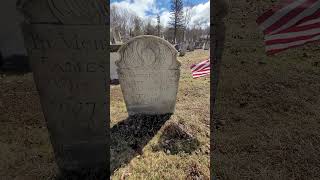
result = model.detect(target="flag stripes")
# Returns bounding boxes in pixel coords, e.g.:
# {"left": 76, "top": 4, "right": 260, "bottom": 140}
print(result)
{"left": 257, "top": 0, "right": 320, "bottom": 55}
{"left": 190, "top": 59, "right": 210, "bottom": 78}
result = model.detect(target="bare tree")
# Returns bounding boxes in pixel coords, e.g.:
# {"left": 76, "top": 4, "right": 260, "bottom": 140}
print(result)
{"left": 144, "top": 18, "right": 156, "bottom": 35}
{"left": 183, "top": 0, "right": 194, "bottom": 41}
{"left": 132, "top": 15, "right": 143, "bottom": 37}
{"left": 110, "top": 5, "right": 140, "bottom": 38}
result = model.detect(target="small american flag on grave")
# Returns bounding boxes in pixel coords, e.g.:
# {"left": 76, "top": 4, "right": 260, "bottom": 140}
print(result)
{"left": 190, "top": 58, "right": 210, "bottom": 78}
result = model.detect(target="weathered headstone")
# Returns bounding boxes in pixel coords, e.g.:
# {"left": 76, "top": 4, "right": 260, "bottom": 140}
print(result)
{"left": 174, "top": 44, "right": 180, "bottom": 51}
{"left": 110, "top": 43, "right": 122, "bottom": 81}
{"left": 110, "top": 52, "right": 119, "bottom": 80}
{"left": 179, "top": 42, "right": 187, "bottom": 56}
{"left": 18, "top": 0, "right": 109, "bottom": 177}
{"left": 195, "top": 41, "right": 201, "bottom": 49}
{"left": 200, "top": 42, "right": 205, "bottom": 49}
{"left": 116, "top": 35, "right": 181, "bottom": 115}
{"left": 188, "top": 41, "right": 195, "bottom": 51}
{"left": 204, "top": 41, "right": 210, "bottom": 50}
{"left": 110, "top": 49, "right": 120, "bottom": 80}
{"left": 110, "top": 28, "right": 122, "bottom": 45}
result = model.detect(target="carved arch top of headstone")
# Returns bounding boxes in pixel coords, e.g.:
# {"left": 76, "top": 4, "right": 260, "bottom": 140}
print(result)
{"left": 116, "top": 35, "right": 181, "bottom": 115}
{"left": 17, "top": 0, "right": 108, "bottom": 25}
{"left": 116, "top": 35, "right": 180, "bottom": 70}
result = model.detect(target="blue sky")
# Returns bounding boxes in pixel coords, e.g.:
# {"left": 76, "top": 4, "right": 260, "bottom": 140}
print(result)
{"left": 110, "top": 0, "right": 210, "bottom": 28}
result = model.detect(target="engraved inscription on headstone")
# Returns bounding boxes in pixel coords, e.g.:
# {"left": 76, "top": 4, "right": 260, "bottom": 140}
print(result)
{"left": 19, "top": 0, "right": 109, "bottom": 177}
{"left": 21, "top": 25, "right": 108, "bottom": 173}
{"left": 116, "top": 35, "right": 181, "bottom": 115}
{"left": 17, "top": 0, "right": 108, "bottom": 24}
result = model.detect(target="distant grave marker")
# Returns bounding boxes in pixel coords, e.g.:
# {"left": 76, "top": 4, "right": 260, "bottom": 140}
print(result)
{"left": 204, "top": 41, "right": 210, "bottom": 50}
{"left": 188, "top": 41, "right": 195, "bottom": 51}
{"left": 179, "top": 42, "right": 187, "bottom": 56}
{"left": 110, "top": 28, "right": 123, "bottom": 81}
{"left": 110, "top": 46, "right": 121, "bottom": 81}
{"left": 195, "top": 41, "right": 202, "bottom": 49}
{"left": 110, "top": 28, "right": 122, "bottom": 45}
{"left": 116, "top": 35, "right": 181, "bottom": 115}
{"left": 18, "top": 0, "right": 109, "bottom": 177}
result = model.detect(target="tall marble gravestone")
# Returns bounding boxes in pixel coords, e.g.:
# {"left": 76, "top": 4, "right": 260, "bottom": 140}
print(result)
{"left": 116, "top": 35, "right": 181, "bottom": 115}
{"left": 18, "top": 0, "right": 109, "bottom": 177}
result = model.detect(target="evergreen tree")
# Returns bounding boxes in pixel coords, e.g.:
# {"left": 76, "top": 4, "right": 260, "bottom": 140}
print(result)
{"left": 168, "top": 0, "right": 185, "bottom": 43}
{"left": 156, "top": 14, "right": 161, "bottom": 37}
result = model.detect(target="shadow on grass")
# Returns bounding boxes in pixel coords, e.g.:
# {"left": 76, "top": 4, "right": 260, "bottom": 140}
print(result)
{"left": 0, "top": 55, "right": 31, "bottom": 74}
{"left": 54, "top": 167, "right": 108, "bottom": 180}
{"left": 110, "top": 79, "right": 120, "bottom": 85}
{"left": 110, "top": 114, "right": 172, "bottom": 174}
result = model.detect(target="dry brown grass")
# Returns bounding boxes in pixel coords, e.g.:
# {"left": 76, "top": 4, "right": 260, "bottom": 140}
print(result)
{"left": 213, "top": 0, "right": 320, "bottom": 179}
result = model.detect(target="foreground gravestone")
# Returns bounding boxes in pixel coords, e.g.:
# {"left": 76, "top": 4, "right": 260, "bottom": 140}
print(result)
{"left": 116, "top": 35, "right": 181, "bottom": 115}
{"left": 18, "top": 0, "right": 109, "bottom": 177}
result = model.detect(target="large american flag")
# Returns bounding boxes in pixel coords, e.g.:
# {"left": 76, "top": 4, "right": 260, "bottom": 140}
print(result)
{"left": 190, "top": 58, "right": 210, "bottom": 78}
{"left": 257, "top": 0, "right": 320, "bottom": 55}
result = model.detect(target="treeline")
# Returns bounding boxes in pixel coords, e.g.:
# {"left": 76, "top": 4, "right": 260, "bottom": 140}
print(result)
{"left": 110, "top": 0, "right": 209, "bottom": 44}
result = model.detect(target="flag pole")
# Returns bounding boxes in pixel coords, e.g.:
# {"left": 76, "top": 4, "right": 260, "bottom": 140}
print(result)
{"left": 211, "top": 0, "right": 229, "bottom": 177}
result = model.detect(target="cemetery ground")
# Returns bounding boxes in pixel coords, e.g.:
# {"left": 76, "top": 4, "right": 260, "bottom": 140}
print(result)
{"left": 213, "top": 0, "right": 320, "bottom": 179}
{"left": 0, "top": 49, "right": 210, "bottom": 179}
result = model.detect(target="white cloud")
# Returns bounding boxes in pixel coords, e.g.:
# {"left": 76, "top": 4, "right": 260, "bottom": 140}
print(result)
{"left": 111, "top": 0, "right": 210, "bottom": 28}
{"left": 187, "top": 1, "right": 210, "bottom": 28}
{"left": 159, "top": 11, "right": 171, "bottom": 27}
{"left": 111, "top": 0, "right": 156, "bottom": 18}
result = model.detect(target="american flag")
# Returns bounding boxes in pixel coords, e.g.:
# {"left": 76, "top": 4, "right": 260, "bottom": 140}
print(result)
{"left": 190, "top": 58, "right": 210, "bottom": 78}
{"left": 257, "top": 0, "right": 320, "bottom": 55}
